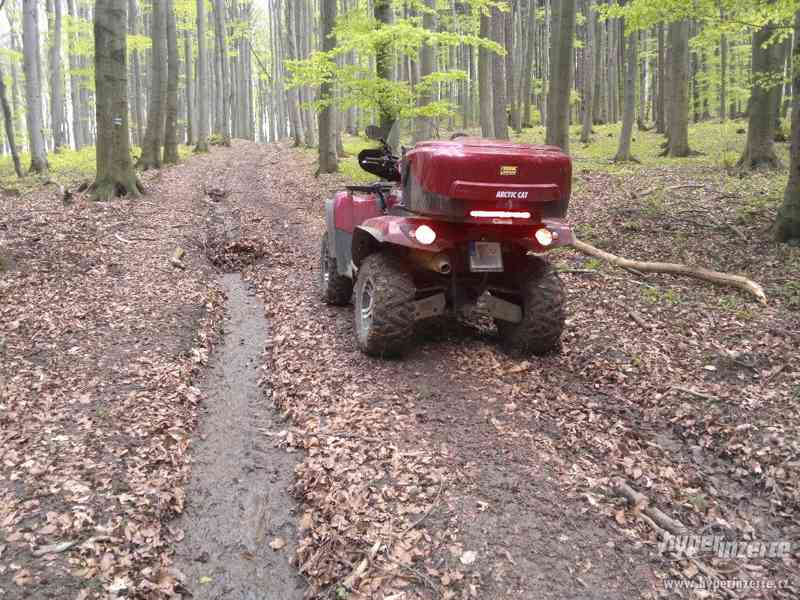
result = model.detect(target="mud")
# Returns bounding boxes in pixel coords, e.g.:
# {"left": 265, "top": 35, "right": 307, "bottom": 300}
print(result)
{"left": 175, "top": 274, "right": 304, "bottom": 600}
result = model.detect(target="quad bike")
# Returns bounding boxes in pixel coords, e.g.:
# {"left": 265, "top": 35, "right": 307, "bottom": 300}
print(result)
{"left": 319, "top": 120, "right": 574, "bottom": 357}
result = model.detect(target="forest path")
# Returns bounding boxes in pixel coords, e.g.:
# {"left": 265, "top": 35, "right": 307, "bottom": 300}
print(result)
{"left": 225, "top": 140, "right": 658, "bottom": 599}
{"left": 174, "top": 273, "right": 304, "bottom": 600}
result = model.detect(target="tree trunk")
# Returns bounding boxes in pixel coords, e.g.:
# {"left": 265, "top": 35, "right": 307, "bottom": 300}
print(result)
{"left": 374, "top": 0, "right": 394, "bottom": 135}
{"left": 127, "top": 0, "right": 144, "bottom": 146}
{"left": 22, "top": 0, "right": 49, "bottom": 173}
{"left": 580, "top": 0, "right": 595, "bottom": 143}
{"left": 738, "top": 8, "right": 781, "bottom": 170}
{"left": 491, "top": 6, "right": 509, "bottom": 139}
{"left": 284, "top": 0, "right": 305, "bottom": 146}
{"left": 546, "top": 0, "right": 576, "bottom": 152}
{"left": 163, "top": 0, "right": 179, "bottom": 163}
{"left": 506, "top": 0, "right": 521, "bottom": 133}
{"left": 614, "top": 26, "right": 636, "bottom": 161}
{"left": 91, "top": 0, "right": 143, "bottom": 201}
{"left": 137, "top": 0, "right": 167, "bottom": 169}
{"left": 213, "top": 0, "right": 231, "bottom": 145}
{"left": 0, "top": 66, "right": 23, "bottom": 178}
{"left": 719, "top": 30, "right": 727, "bottom": 122}
{"left": 317, "top": 0, "right": 337, "bottom": 174}
{"left": 521, "top": 0, "right": 536, "bottom": 128}
{"left": 184, "top": 29, "right": 195, "bottom": 145}
{"left": 414, "top": 0, "right": 436, "bottom": 142}
{"left": 775, "top": 11, "right": 800, "bottom": 243}
{"left": 664, "top": 20, "right": 691, "bottom": 157}
{"left": 655, "top": 24, "right": 665, "bottom": 133}
{"left": 195, "top": 0, "right": 210, "bottom": 152}
{"left": 478, "top": 10, "right": 494, "bottom": 138}
{"left": 47, "top": 0, "right": 67, "bottom": 151}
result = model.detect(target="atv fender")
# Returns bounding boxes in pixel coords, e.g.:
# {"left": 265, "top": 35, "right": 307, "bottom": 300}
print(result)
{"left": 352, "top": 216, "right": 449, "bottom": 269}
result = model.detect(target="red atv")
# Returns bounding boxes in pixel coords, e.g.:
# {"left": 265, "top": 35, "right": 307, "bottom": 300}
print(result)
{"left": 320, "top": 121, "right": 574, "bottom": 357}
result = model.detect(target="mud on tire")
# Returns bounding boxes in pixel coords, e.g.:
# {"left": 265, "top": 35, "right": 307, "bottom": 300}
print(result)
{"left": 354, "top": 253, "right": 415, "bottom": 357}
{"left": 320, "top": 232, "right": 353, "bottom": 305}
{"left": 495, "top": 260, "right": 565, "bottom": 355}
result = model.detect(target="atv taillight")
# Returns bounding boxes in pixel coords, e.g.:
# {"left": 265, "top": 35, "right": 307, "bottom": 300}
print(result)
{"left": 469, "top": 210, "right": 532, "bottom": 220}
{"left": 413, "top": 224, "right": 437, "bottom": 245}
{"left": 534, "top": 227, "right": 554, "bottom": 247}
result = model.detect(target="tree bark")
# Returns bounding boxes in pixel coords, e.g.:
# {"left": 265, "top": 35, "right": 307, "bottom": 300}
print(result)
{"left": 195, "top": 0, "right": 209, "bottom": 152}
{"left": 521, "top": 0, "right": 537, "bottom": 128}
{"left": 163, "top": 0, "right": 179, "bottom": 163}
{"left": 22, "top": 0, "right": 49, "bottom": 173}
{"left": 184, "top": 29, "right": 195, "bottom": 145}
{"left": 47, "top": 0, "right": 67, "bottom": 151}
{"left": 580, "top": 0, "right": 595, "bottom": 143}
{"left": 614, "top": 25, "right": 636, "bottom": 161}
{"left": 0, "top": 65, "right": 23, "bottom": 177}
{"left": 546, "top": 0, "right": 576, "bottom": 152}
{"left": 317, "top": 0, "right": 337, "bottom": 174}
{"left": 506, "top": 0, "right": 521, "bottom": 133}
{"left": 719, "top": 30, "right": 727, "bottom": 122}
{"left": 137, "top": 0, "right": 167, "bottom": 169}
{"left": 491, "top": 6, "right": 508, "bottom": 139}
{"left": 284, "top": 0, "right": 304, "bottom": 146}
{"left": 213, "top": 0, "right": 231, "bottom": 145}
{"left": 737, "top": 7, "right": 781, "bottom": 170}
{"left": 664, "top": 20, "right": 691, "bottom": 157}
{"left": 414, "top": 0, "right": 436, "bottom": 142}
{"left": 91, "top": 0, "right": 143, "bottom": 201}
{"left": 478, "top": 10, "right": 494, "bottom": 138}
{"left": 655, "top": 24, "right": 665, "bottom": 133}
{"left": 127, "top": 0, "right": 144, "bottom": 146}
{"left": 775, "top": 11, "right": 800, "bottom": 243}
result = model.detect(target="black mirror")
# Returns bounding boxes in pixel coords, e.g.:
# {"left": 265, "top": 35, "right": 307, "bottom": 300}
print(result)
{"left": 365, "top": 125, "right": 386, "bottom": 141}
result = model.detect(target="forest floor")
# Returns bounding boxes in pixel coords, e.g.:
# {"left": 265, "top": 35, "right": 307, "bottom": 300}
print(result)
{"left": 1, "top": 124, "right": 799, "bottom": 599}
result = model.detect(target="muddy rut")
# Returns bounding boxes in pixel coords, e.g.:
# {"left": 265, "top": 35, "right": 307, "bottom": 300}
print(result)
{"left": 175, "top": 274, "right": 303, "bottom": 599}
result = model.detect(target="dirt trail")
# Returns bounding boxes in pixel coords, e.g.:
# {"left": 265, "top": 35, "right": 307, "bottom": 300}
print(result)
{"left": 175, "top": 273, "right": 303, "bottom": 598}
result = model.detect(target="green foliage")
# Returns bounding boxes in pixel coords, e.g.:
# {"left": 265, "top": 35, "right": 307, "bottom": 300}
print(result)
{"left": 287, "top": 3, "right": 506, "bottom": 123}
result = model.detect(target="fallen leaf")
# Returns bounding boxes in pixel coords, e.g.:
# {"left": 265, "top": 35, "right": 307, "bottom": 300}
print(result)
{"left": 270, "top": 537, "right": 286, "bottom": 550}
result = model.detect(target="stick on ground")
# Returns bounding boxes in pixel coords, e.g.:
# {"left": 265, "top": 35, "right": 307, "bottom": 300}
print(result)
{"left": 572, "top": 238, "right": 767, "bottom": 304}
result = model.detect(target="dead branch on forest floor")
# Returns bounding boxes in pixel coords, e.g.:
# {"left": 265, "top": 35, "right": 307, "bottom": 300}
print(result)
{"left": 572, "top": 238, "right": 767, "bottom": 304}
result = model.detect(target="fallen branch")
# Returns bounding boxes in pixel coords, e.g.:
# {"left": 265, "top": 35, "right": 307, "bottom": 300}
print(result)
{"left": 613, "top": 478, "right": 687, "bottom": 537}
{"left": 32, "top": 540, "right": 78, "bottom": 557}
{"left": 571, "top": 238, "right": 767, "bottom": 304}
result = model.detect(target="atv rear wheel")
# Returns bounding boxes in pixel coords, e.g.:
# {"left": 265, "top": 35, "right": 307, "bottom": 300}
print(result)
{"left": 495, "top": 261, "right": 565, "bottom": 355}
{"left": 320, "top": 232, "right": 353, "bottom": 305}
{"left": 354, "top": 253, "right": 415, "bottom": 357}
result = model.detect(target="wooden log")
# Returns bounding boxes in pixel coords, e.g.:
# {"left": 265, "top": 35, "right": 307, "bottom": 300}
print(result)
{"left": 572, "top": 238, "right": 767, "bottom": 304}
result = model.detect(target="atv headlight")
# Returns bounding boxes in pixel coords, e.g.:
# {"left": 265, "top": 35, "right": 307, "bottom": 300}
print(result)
{"left": 534, "top": 227, "right": 554, "bottom": 247}
{"left": 414, "top": 224, "right": 437, "bottom": 245}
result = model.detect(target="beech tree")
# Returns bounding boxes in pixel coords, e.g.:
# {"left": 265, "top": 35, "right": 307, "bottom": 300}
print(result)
{"left": 0, "top": 65, "right": 22, "bottom": 177}
{"left": 478, "top": 10, "right": 494, "bottom": 138}
{"left": 775, "top": 11, "right": 800, "bottom": 243}
{"left": 138, "top": 0, "right": 167, "bottom": 169}
{"left": 213, "top": 0, "right": 231, "bottom": 146}
{"left": 546, "top": 0, "right": 576, "bottom": 152}
{"left": 195, "top": 0, "right": 210, "bottom": 152}
{"left": 163, "top": 0, "right": 179, "bottom": 164}
{"left": 614, "top": 24, "right": 637, "bottom": 161}
{"left": 91, "top": 0, "right": 142, "bottom": 201}
{"left": 663, "top": 20, "right": 691, "bottom": 157}
{"left": 738, "top": 4, "right": 781, "bottom": 170}
{"left": 22, "top": 0, "right": 49, "bottom": 173}
{"left": 317, "top": 0, "right": 337, "bottom": 174}
{"left": 47, "top": 0, "right": 67, "bottom": 151}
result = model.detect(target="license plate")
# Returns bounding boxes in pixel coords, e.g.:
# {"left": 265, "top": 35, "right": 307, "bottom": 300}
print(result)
{"left": 469, "top": 242, "right": 503, "bottom": 272}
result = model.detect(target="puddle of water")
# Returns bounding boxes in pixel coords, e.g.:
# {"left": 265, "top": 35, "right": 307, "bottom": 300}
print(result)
{"left": 175, "top": 274, "right": 304, "bottom": 600}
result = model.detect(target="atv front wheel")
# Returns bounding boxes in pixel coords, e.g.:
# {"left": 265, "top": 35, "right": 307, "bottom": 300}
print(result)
{"left": 354, "top": 253, "right": 415, "bottom": 357}
{"left": 495, "top": 261, "right": 565, "bottom": 355}
{"left": 320, "top": 232, "right": 353, "bottom": 305}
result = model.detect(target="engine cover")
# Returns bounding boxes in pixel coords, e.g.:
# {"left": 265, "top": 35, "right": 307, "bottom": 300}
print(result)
{"left": 402, "top": 138, "right": 571, "bottom": 221}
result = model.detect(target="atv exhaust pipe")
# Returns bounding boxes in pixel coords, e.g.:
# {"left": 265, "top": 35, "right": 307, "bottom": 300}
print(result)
{"left": 409, "top": 250, "right": 452, "bottom": 275}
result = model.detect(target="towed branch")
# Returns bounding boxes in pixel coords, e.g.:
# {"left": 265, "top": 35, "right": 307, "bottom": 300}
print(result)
{"left": 571, "top": 238, "right": 767, "bottom": 305}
